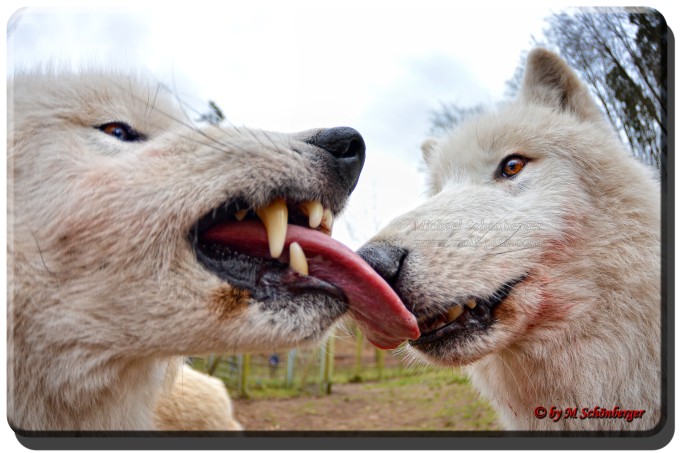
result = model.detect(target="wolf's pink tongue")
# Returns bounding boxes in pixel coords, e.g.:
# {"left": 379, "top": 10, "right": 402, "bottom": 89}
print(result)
{"left": 202, "top": 221, "right": 419, "bottom": 349}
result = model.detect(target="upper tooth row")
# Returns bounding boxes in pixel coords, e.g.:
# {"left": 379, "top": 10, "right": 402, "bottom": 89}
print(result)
{"left": 417, "top": 298, "right": 478, "bottom": 327}
{"left": 237, "top": 201, "right": 333, "bottom": 229}
{"left": 445, "top": 299, "right": 477, "bottom": 322}
{"left": 300, "top": 201, "right": 324, "bottom": 229}
{"left": 254, "top": 198, "right": 334, "bottom": 262}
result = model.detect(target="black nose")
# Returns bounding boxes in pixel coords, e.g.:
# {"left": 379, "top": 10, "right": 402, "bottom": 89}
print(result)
{"left": 307, "top": 127, "right": 366, "bottom": 193}
{"left": 357, "top": 243, "right": 408, "bottom": 287}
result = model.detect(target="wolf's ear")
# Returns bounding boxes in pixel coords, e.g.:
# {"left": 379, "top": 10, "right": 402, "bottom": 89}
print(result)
{"left": 421, "top": 138, "right": 438, "bottom": 164}
{"left": 520, "top": 48, "right": 601, "bottom": 121}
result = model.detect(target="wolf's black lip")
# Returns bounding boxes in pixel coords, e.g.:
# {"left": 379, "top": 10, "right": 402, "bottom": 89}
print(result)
{"left": 409, "top": 274, "right": 527, "bottom": 346}
{"left": 193, "top": 240, "right": 347, "bottom": 302}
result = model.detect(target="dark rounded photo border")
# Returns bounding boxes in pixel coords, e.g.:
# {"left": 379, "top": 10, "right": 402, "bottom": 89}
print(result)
{"left": 7, "top": 7, "right": 675, "bottom": 451}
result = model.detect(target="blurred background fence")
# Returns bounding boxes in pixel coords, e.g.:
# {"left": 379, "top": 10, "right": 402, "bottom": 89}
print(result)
{"left": 189, "top": 322, "right": 408, "bottom": 399}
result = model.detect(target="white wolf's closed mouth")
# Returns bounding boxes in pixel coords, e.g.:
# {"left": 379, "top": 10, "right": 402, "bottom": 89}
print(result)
{"left": 410, "top": 274, "right": 527, "bottom": 346}
{"left": 192, "top": 197, "right": 421, "bottom": 349}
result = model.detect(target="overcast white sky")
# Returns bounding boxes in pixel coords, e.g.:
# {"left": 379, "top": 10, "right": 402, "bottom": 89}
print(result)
{"left": 6, "top": 1, "right": 561, "bottom": 248}
{"left": 4, "top": 2, "right": 676, "bottom": 250}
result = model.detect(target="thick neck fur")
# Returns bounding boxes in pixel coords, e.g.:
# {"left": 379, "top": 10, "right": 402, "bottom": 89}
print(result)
{"left": 470, "top": 153, "right": 660, "bottom": 430}
{"left": 9, "top": 307, "right": 178, "bottom": 431}
{"left": 8, "top": 250, "right": 179, "bottom": 431}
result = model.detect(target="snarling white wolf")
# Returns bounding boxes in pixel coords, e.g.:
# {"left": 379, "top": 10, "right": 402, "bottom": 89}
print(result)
{"left": 358, "top": 49, "right": 661, "bottom": 431}
{"left": 7, "top": 70, "right": 417, "bottom": 431}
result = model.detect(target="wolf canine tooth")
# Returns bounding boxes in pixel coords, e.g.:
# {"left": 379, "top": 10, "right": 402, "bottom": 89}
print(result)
{"left": 300, "top": 200, "right": 324, "bottom": 229}
{"left": 288, "top": 242, "right": 309, "bottom": 276}
{"left": 256, "top": 198, "right": 288, "bottom": 258}
{"left": 446, "top": 305, "right": 464, "bottom": 322}
{"left": 465, "top": 299, "right": 477, "bottom": 309}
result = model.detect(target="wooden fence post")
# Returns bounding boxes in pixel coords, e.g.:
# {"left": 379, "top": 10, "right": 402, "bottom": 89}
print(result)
{"left": 237, "top": 354, "right": 250, "bottom": 398}
{"left": 286, "top": 349, "right": 297, "bottom": 388}
{"left": 207, "top": 354, "right": 222, "bottom": 376}
{"left": 353, "top": 329, "right": 364, "bottom": 381}
{"left": 375, "top": 348, "right": 385, "bottom": 381}
{"left": 320, "top": 335, "right": 334, "bottom": 395}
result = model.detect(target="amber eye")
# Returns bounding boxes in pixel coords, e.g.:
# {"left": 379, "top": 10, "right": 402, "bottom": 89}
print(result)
{"left": 500, "top": 155, "right": 527, "bottom": 178}
{"left": 97, "top": 122, "right": 145, "bottom": 142}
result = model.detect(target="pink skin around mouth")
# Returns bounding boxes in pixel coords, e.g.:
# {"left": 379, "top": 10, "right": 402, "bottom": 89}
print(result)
{"left": 201, "top": 220, "right": 420, "bottom": 349}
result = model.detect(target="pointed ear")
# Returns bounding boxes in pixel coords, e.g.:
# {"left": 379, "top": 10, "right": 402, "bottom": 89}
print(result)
{"left": 421, "top": 138, "right": 438, "bottom": 164}
{"left": 520, "top": 48, "right": 601, "bottom": 120}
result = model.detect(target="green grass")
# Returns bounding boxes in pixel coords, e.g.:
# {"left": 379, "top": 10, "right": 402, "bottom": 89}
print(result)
{"left": 193, "top": 356, "right": 472, "bottom": 400}
{"left": 189, "top": 353, "right": 499, "bottom": 430}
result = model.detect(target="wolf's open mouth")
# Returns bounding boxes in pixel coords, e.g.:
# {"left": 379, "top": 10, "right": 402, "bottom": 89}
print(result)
{"left": 189, "top": 196, "right": 420, "bottom": 349}
{"left": 409, "top": 275, "right": 526, "bottom": 346}
{"left": 191, "top": 197, "right": 334, "bottom": 278}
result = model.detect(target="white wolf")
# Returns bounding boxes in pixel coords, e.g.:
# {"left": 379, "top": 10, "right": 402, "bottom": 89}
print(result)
{"left": 358, "top": 49, "right": 661, "bottom": 430}
{"left": 7, "top": 70, "right": 417, "bottom": 431}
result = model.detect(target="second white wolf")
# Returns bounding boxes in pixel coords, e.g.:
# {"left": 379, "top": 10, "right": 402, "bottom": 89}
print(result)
{"left": 359, "top": 49, "right": 661, "bottom": 431}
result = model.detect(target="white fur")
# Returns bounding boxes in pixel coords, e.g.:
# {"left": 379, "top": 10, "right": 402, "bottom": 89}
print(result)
{"left": 154, "top": 365, "right": 242, "bottom": 431}
{"left": 8, "top": 70, "right": 346, "bottom": 430}
{"left": 369, "top": 49, "right": 661, "bottom": 430}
